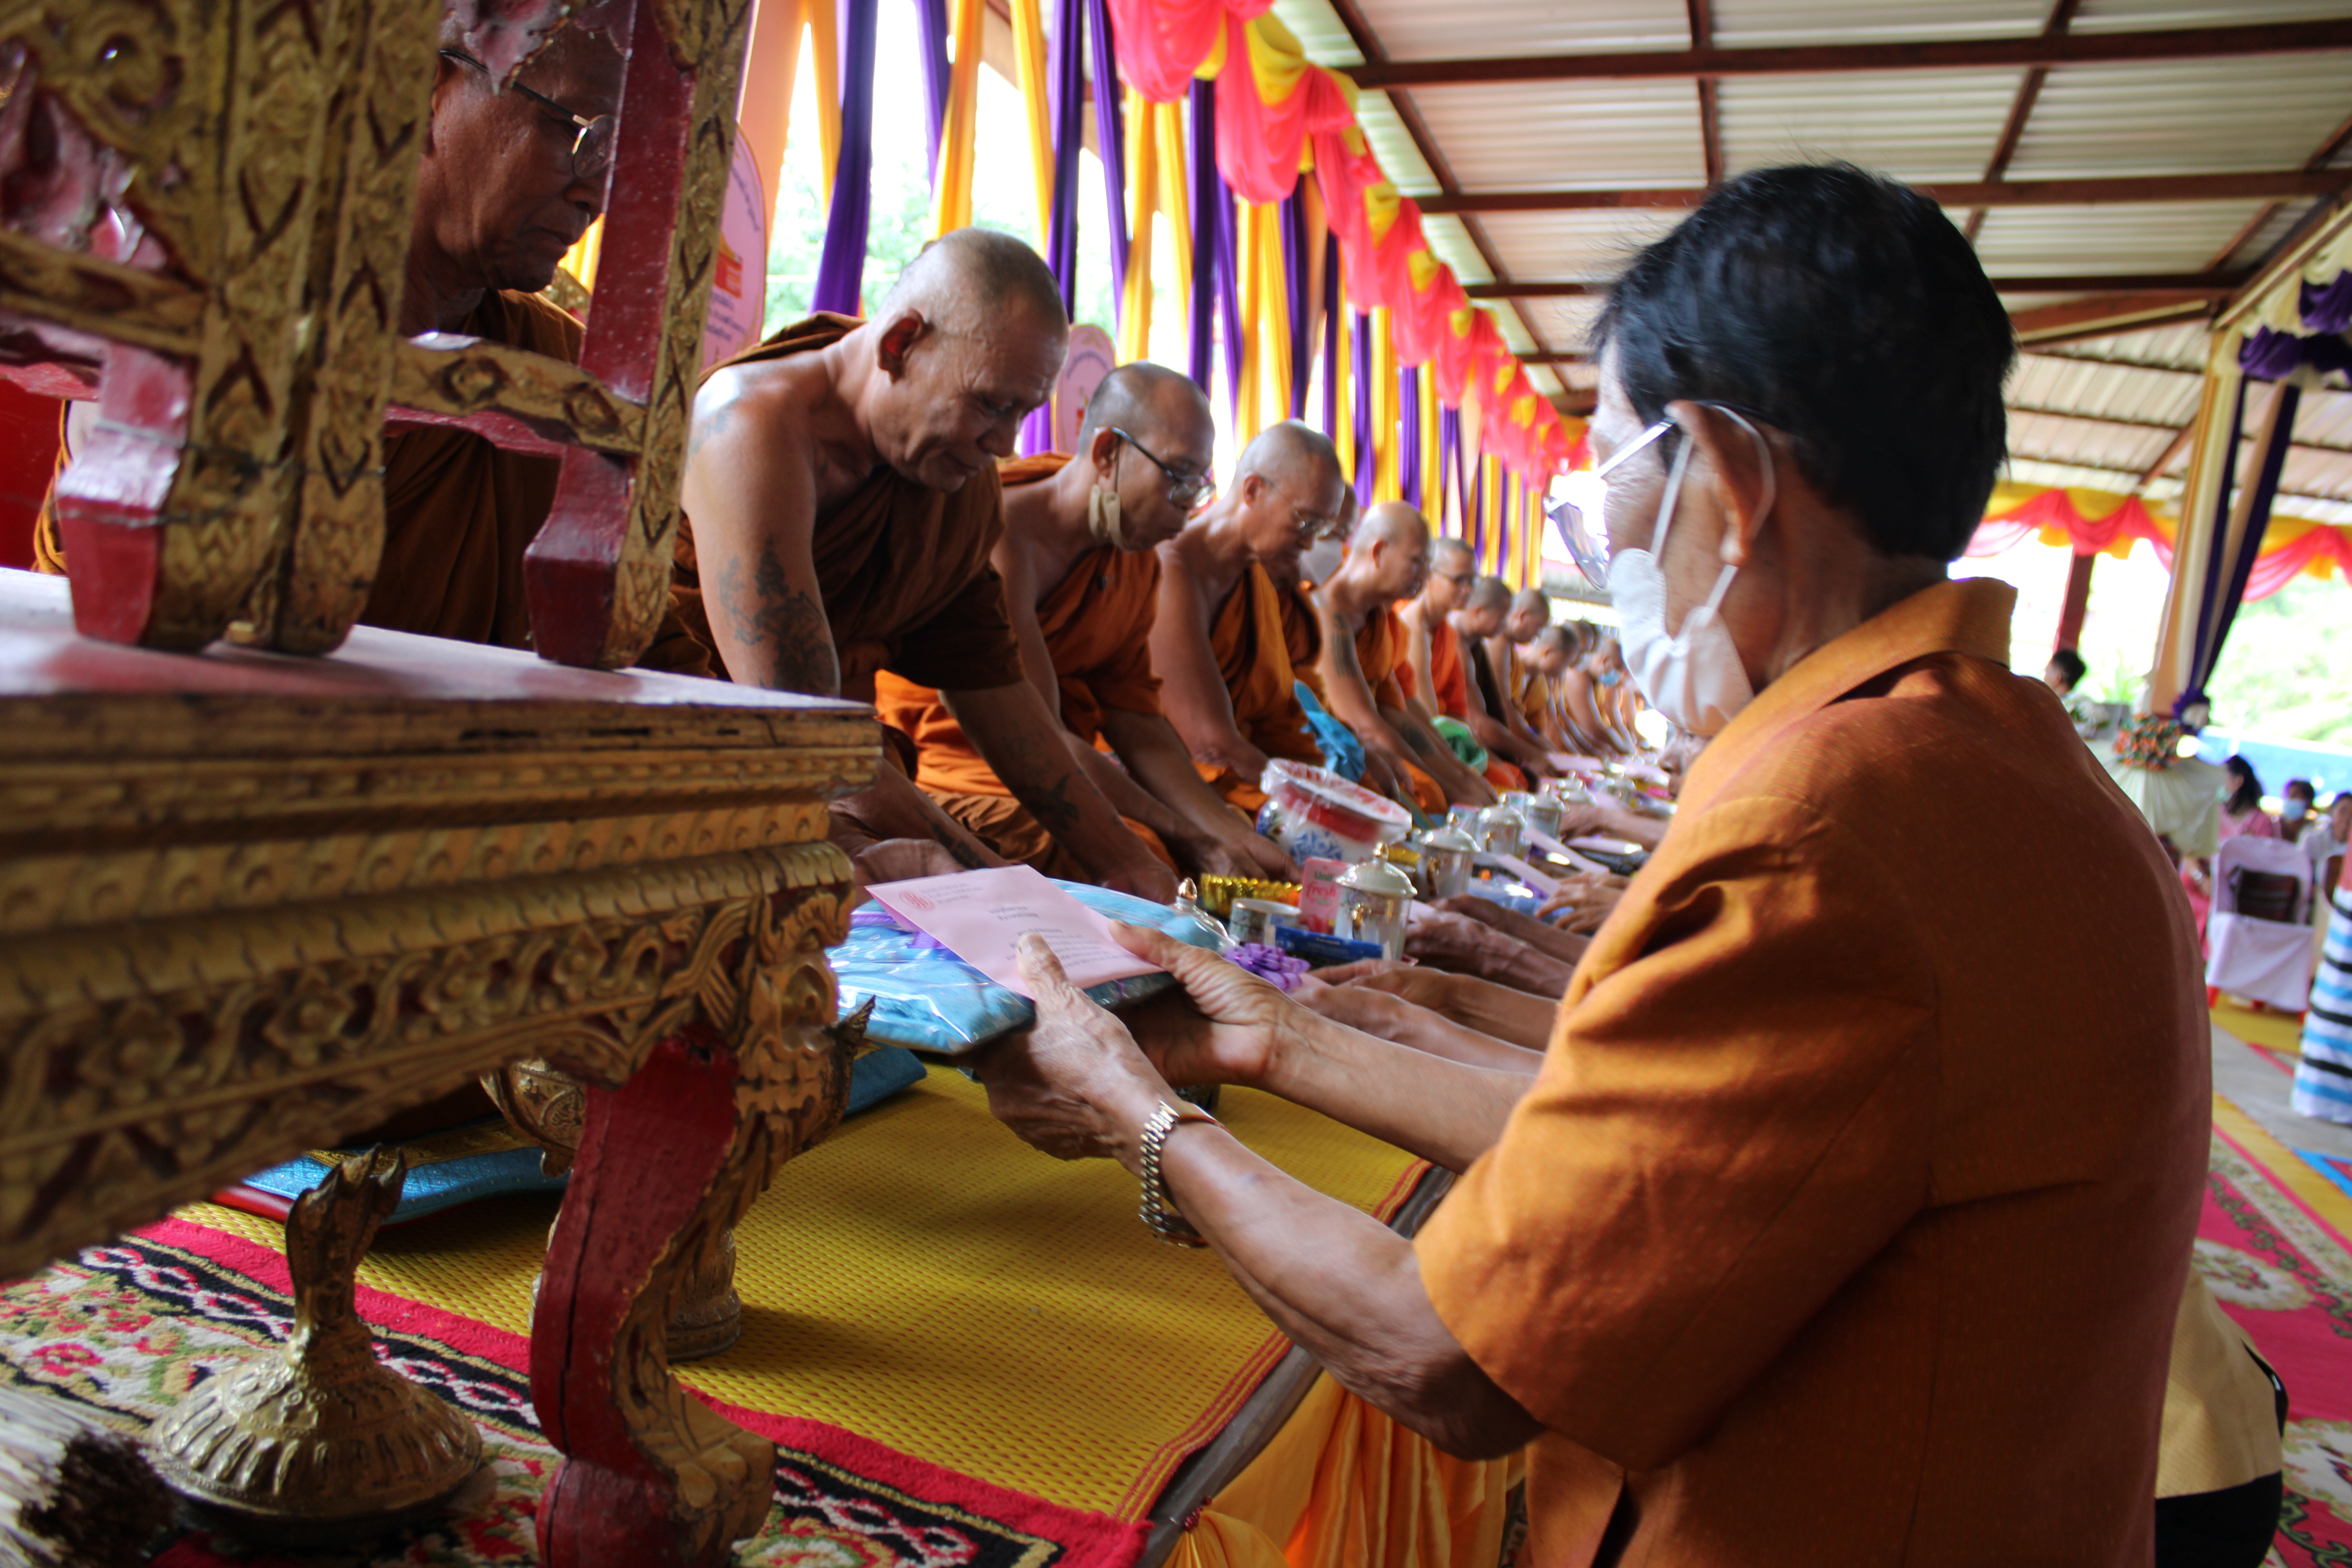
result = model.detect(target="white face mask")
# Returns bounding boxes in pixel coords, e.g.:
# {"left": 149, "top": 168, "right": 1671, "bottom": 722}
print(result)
{"left": 2285, "top": 799, "right": 2310, "bottom": 824}
{"left": 1298, "top": 536, "right": 1346, "bottom": 587}
{"left": 1604, "top": 407, "right": 1775, "bottom": 738}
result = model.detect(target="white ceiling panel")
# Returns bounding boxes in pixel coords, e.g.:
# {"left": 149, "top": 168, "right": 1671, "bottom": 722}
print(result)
{"left": 1343, "top": 0, "right": 1687, "bottom": 62}
{"left": 1712, "top": 0, "right": 2050, "bottom": 47}
{"left": 2073, "top": 0, "right": 2352, "bottom": 29}
{"left": 2007, "top": 408, "right": 2175, "bottom": 474}
{"left": 1719, "top": 70, "right": 2022, "bottom": 183}
{"left": 2007, "top": 56, "right": 2352, "bottom": 178}
{"left": 1473, "top": 209, "right": 1686, "bottom": 280}
{"left": 1409, "top": 80, "right": 1709, "bottom": 190}
{"left": 1973, "top": 200, "right": 2269, "bottom": 271}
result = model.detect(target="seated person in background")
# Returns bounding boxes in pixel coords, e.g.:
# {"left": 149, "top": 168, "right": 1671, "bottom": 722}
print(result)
{"left": 1475, "top": 586, "right": 1563, "bottom": 778}
{"left": 1399, "top": 545, "right": 1528, "bottom": 792}
{"left": 1314, "top": 503, "right": 1497, "bottom": 814}
{"left": 1554, "top": 630, "right": 1633, "bottom": 756}
{"left": 1152, "top": 424, "right": 1353, "bottom": 811}
{"left": 39, "top": 18, "right": 703, "bottom": 675}
{"left": 677, "top": 228, "right": 1173, "bottom": 899}
{"left": 1590, "top": 635, "right": 1646, "bottom": 752}
{"left": 2185, "top": 755, "right": 2280, "bottom": 927}
{"left": 874, "top": 366, "right": 1294, "bottom": 884}
{"left": 2281, "top": 777, "right": 2318, "bottom": 845}
{"left": 1272, "top": 487, "right": 1355, "bottom": 699}
{"left": 2045, "top": 646, "right": 2087, "bottom": 699}
{"left": 970, "top": 163, "right": 2207, "bottom": 1565}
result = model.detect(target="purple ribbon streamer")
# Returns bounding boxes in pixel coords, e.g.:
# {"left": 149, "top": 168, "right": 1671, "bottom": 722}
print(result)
{"left": 1084, "top": 0, "right": 1128, "bottom": 306}
{"left": 1470, "top": 448, "right": 1485, "bottom": 559}
{"left": 1437, "top": 403, "right": 1459, "bottom": 528}
{"left": 2185, "top": 376, "right": 2249, "bottom": 701}
{"left": 1398, "top": 363, "right": 1421, "bottom": 511}
{"left": 1351, "top": 310, "right": 1373, "bottom": 502}
{"left": 2203, "top": 382, "right": 2302, "bottom": 697}
{"left": 811, "top": 0, "right": 880, "bottom": 316}
{"left": 1214, "top": 170, "right": 1241, "bottom": 411}
{"left": 1187, "top": 78, "right": 1217, "bottom": 390}
{"left": 2240, "top": 325, "right": 2352, "bottom": 382}
{"left": 914, "top": 0, "right": 949, "bottom": 178}
{"left": 1280, "top": 181, "right": 1311, "bottom": 419}
{"left": 2303, "top": 269, "right": 2352, "bottom": 336}
{"left": 1320, "top": 232, "right": 1341, "bottom": 436}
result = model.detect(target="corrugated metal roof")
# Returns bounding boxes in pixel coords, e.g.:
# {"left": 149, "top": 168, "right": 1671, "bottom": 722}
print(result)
{"left": 1975, "top": 201, "right": 2271, "bottom": 273}
{"left": 1346, "top": 0, "right": 1686, "bottom": 63}
{"left": 1719, "top": 70, "right": 2024, "bottom": 183}
{"left": 1474, "top": 210, "right": 1679, "bottom": 283}
{"left": 1412, "top": 81, "right": 1708, "bottom": 189}
{"left": 2008, "top": 57, "right": 2352, "bottom": 179}
{"left": 1712, "top": 0, "right": 2049, "bottom": 48}
{"left": 2073, "top": 0, "right": 2352, "bottom": 30}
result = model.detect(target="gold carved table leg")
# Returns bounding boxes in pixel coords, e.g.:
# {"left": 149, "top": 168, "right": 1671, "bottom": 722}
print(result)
{"left": 531, "top": 871, "right": 853, "bottom": 1568}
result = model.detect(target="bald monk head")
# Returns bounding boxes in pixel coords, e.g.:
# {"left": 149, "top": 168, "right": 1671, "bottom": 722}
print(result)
{"left": 407, "top": 18, "right": 624, "bottom": 330}
{"left": 1072, "top": 362, "right": 1217, "bottom": 551}
{"left": 862, "top": 229, "right": 1071, "bottom": 492}
{"left": 1530, "top": 622, "right": 1575, "bottom": 679}
{"left": 1505, "top": 587, "right": 1551, "bottom": 644}
{"left": 1421, "top": 538, "right": 1475, "bottom": 614}
{"left": 1220, "top": 421, "right": 1347, "bottom": 583}
{"left": 1333, "top": 501, "right": 1432, "bottom": 603}
{"left": 1457, "top": 574, "right": 1512, "bottom": 640}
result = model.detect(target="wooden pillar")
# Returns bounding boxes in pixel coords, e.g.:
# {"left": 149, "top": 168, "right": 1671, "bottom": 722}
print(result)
{"left": 2054, "top": 550, "right": 2096, "bottom": 652}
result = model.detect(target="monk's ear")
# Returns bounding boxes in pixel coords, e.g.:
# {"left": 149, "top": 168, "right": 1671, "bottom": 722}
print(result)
{"left": 875, "top": 310, "right": 930, "bottom": 379}
{"left": 1088, "top": 425, "right": 1122, "bottom": 481}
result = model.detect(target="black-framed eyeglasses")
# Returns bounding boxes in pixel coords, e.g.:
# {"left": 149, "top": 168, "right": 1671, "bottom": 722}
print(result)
{"left": 1291, "top": 507, "right": 1346, "bottom": 544}
{"left": 1108, "top": 427, "right": 1217, "bottom": 512}
{"left": 440, "top": 49, "right": 616, "bottom": 182}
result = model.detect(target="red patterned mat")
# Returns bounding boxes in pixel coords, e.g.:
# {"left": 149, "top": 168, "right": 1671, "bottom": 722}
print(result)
{"left": 2205, "top": 1101, "right": 2352, "bottom": 1565}
{"left": 0, "top": 1223, "right": 1116, "bottom": 1566}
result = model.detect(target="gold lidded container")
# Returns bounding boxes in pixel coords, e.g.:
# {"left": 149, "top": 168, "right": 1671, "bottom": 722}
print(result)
{"left": 1475, "top": 802, "right": 1525, "bottom": 860}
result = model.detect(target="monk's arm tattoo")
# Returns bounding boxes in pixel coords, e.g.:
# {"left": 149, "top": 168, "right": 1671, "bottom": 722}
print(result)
{"left": 717, "top": 537, "right": 839, "bottom": 697}
{"left": 999, "top": 730, "right": 1085, "bottom": 838}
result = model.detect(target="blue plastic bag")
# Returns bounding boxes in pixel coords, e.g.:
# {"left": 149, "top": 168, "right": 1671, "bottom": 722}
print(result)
{"left": 832, "top": 880, "right": 1223, "bottom": 1055}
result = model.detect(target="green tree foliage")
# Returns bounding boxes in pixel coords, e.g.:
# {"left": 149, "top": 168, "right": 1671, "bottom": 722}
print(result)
{"left": 2207, "top": 575, "right": 2352, "bottom": 746}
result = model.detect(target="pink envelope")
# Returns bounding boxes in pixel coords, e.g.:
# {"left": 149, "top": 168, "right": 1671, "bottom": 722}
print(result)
{"left": 864, "top": 864, "right": 1163, "bottom": 1000}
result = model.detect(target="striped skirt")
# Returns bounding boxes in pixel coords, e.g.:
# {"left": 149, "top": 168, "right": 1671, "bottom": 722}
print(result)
{"left": 2292, "top": 883, "right": 2352, "bottom": 1123}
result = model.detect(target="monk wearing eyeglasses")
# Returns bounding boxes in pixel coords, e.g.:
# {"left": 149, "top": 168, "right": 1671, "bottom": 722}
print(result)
{"left": 874, "top": 364, "right": 1296, "bottom": 884}
{"left": 674, "top": 229, "right": 1177, "bottom": 900}
{"left": 1151, "top": 422, "right": 1357, "bottom": 812}
{"left": 36, "top": 20, "right": 708, "bottom": 674}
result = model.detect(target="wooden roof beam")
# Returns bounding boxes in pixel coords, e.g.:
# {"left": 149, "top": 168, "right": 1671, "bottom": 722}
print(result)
{"left": 1418, "top": 169, "right": 2352, "bottom": 216}
{"left": 1345, "top": 18, "right": 2352, "bottom": 89}
{"left": 1963, "top": 0, "right": 2075, "bottom": 243}
{"left": 2007, "top": 290, "right": 2220, "bottom": 344}
{"left": 1466, "top": 273, "right": 2244, "bottom": 299}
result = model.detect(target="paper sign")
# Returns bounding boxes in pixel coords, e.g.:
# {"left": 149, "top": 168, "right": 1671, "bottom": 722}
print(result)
{"left": 1475, "top": 851, "right": 1559, "bottom": 898}
{"left": 864, "top": 865, "right": 1161, "bottom": 999}
{"left": 1548, "top": 753, "right": 1602, "bottom": 772}
{"left": 1524, "top": 828, "right": 1612, "bottom": 878}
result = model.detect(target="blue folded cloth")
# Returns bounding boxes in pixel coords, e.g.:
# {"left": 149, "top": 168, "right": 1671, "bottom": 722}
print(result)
{"left": 1295, "top": 680, "right": 1366, "bottom": 781}
{"left": 832, "top": 880, "right": 1224, "bottom": 1055}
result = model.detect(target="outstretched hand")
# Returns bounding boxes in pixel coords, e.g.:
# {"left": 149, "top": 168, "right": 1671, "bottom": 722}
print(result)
{"left": 971, "top": 934, "right": 1168, "bottom": 1168}
{"left": 1103, "top": 920, "right": 1300, "bottom": 1089}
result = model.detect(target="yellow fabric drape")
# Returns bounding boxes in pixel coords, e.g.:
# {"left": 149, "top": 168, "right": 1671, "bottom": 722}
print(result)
{"left": 1119, "top": 87, "right": 1158, "bottom": 362}
{"left": 929, "top": 0, "right": 982, "bottom": 237}
{"left": 1370, "top": 309, "right": 1401, "bottom": 504}
{"left": 2146, "top": 336, "right": 2242, "bottom": 714}
{"left": 1168, "top": 1375, "right": 1522, "bottom": 1568}
{"left": 1236, "top": 202, "right": 1292, "bottom": 443}
{"left": 1331, "top": 306, "right": 1354, "bottom": 484}
{"left": 1012, "top": 0, "right": 1054, "bottom": 248}
{"left": 1480, "top": 455, "right": 1503, "bottom": 574}
{"left": 559, "top": 217, "right": 604, "bottom": 293}
{"left": 1156, "top": 98, "right": 1192, "bottom": 324}
{"left": 809, "top": 0, "right": 840, "bottom": 204}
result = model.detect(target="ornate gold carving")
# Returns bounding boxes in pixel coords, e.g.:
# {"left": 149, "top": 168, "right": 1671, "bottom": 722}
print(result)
{"left": 584, "top": 0, "right": 755, "bottom": 670}
{"left": 391, "top": 337, "right": 647, "bottom": 455}
{"left": 149, "top": 1149, "right": 484, "bottom": 1546}
{"left": 234, "top": 0, "right": 445, "bottom": 654}
{"left": 0, "top": 230, "right": 203, "bottom": 354}
{"left": 0, "top": 839, "right": 853, "bottom": 1278}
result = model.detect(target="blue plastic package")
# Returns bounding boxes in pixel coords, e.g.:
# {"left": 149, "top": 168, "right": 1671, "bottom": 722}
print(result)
{"left": 832, "top": 880, "right": 1224, "bottom": 1055}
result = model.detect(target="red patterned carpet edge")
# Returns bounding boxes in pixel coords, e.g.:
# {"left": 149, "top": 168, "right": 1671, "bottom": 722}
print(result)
{"left": 2202, "top": 1099, "right": 2352, "bottom": 1566}
{"left": 140, "top": 1213, "right": 1151, "bottom": 1567}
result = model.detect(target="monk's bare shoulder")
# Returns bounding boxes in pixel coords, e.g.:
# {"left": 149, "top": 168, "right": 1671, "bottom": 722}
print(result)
{"left": 689, "top": 358, "right": 821, "bottom": 475}
{"left": 1154, "top": 536, "right": 1214, "bottom": 624}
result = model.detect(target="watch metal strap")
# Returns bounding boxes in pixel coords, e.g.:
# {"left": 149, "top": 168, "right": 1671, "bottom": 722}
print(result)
{"left": 1138, "top": 1100, "right": 1215, "bottom": 1248}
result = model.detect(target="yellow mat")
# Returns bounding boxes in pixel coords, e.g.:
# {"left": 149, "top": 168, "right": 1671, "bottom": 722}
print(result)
{"left": 2213, "top": 997, "right": 2303, "bottom": 1056}
{"left": 183, "top": 1072, "right": 1426, "bottom": 1522}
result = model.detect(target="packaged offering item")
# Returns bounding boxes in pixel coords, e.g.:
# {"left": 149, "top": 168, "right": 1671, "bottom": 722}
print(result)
{"left": 833, "top": 880, "right": 1224, "bottom": 1055}
{"left": 1294, "top": 857, "right": 1348, "bottom": 932}
{"left": 1228, "top": 897, "right": 1299, "bottom": 948}
{"left": 1275, "top": 925, "right": 1386, "bottom": 967}
{"left": 1254, "top": 759, "right": 1412, "bottom": 864}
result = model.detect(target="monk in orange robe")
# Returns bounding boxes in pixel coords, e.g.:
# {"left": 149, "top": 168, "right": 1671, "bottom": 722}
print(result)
{"left": 1314, "top": 503, "right": 1496, "bottom": 814}
{"left": 1152, "top": 422, "right": 1354, "bottom": 812}
{"left": 873, "top": 365, "right": 1293, "bottom": 882}
{"left": 676, "top": 229, "right": 1174, "bottom": 900}
{"left": 35, "top": 24, "right": 708, "bottom": 676}
{"left": 1472, "top": 584, "right": 1562, "bottom": 780}
{"left": 1399, "top": 543, "right": 1530, "bottom": 793}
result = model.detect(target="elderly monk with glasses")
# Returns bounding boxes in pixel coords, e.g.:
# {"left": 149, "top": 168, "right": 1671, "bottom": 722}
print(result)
{"left": 874, "top": 365, "right": 1296, "bottom": 884}
{"left": 965, "top": 165, "right": 2211, "bottom": 1567}
{"left": 1151, "top": 422, "right": 1362, "bottom": 812}
{"left": 673, "top": 229, "right": 1176, "bottom": 900}
{"left": 36, "top": 19, "right": 707, "bottom": 673}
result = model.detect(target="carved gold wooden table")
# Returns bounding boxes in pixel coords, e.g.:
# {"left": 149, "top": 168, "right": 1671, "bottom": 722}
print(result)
{"left": 0, "top": 569, "right": 877, "bottom": 1567}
